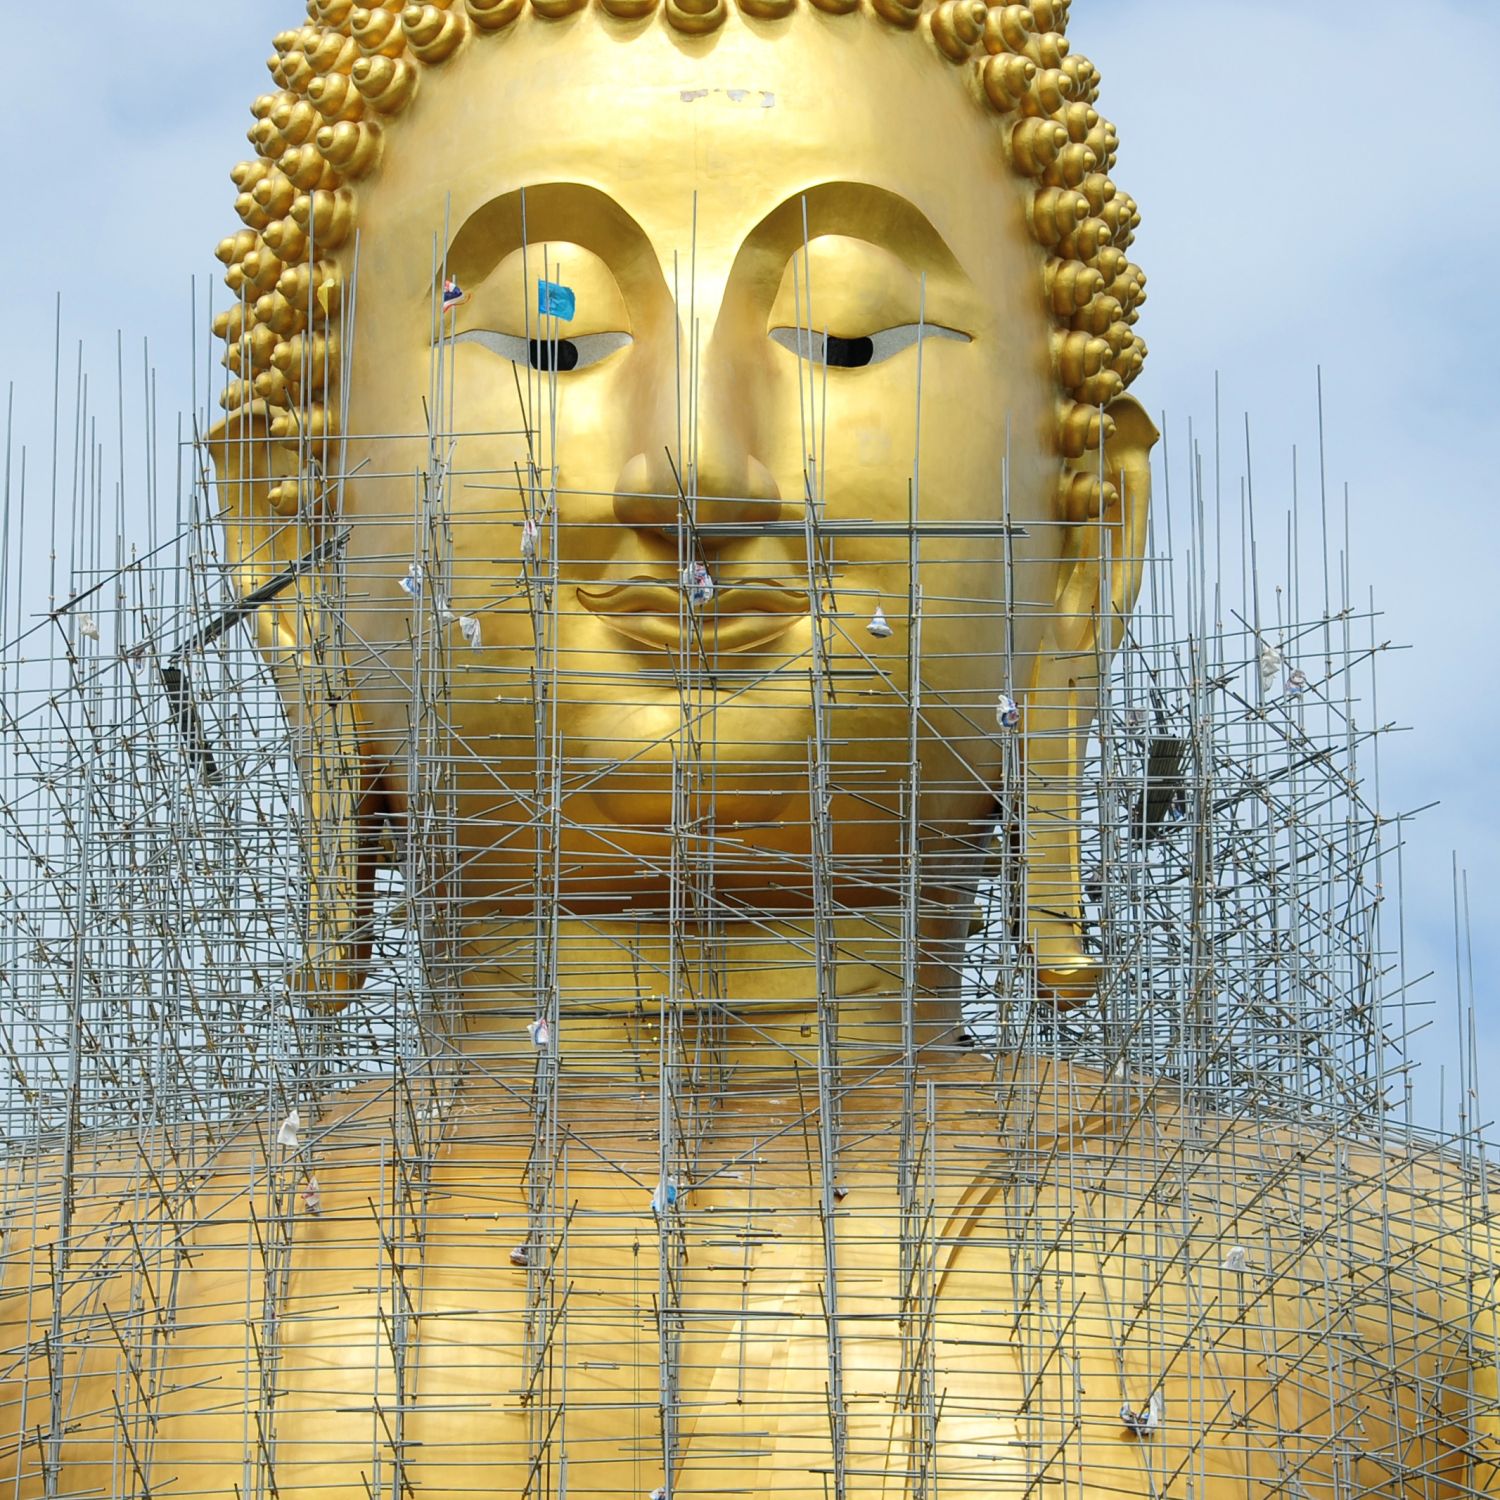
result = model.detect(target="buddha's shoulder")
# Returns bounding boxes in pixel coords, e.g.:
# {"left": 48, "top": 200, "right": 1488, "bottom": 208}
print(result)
{"left": 0, "top": 1079, "right": 537, "bottom": 1252}
{"left": 913, "top": 1053, "right": 1486, "bottom": 1242}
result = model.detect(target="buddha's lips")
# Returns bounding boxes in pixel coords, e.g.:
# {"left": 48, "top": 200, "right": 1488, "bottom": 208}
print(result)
{"left": 575, "top": 578, "right": 807, "bottom": 653}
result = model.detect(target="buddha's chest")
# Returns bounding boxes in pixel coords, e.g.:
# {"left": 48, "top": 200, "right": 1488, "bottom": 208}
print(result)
{"left": 45, "top": 1145, "right": 1036, "bottom": 1498}
{"left": 0, "top": 1099, "right": 1446, "bottom": 1500}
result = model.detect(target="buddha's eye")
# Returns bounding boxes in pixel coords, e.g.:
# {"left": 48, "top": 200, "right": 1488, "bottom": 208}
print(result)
{"left": 769, "top": 324, "right": 970, "bottom": 368}
{"left": 451, "top": 329, "right": 632, "bottom": 372}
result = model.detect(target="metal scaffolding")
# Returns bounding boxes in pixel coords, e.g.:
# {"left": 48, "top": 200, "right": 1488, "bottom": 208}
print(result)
{"left": 0, "top": 245, "right": 1494, "bottom": 1500}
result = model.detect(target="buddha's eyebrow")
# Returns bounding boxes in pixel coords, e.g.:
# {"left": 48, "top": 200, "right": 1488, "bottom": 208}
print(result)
{"left": 442, "top": 182, "right": 664, "bottom": 302}
{"left": 747, "top": 183, "right": 967, "bottom": 279}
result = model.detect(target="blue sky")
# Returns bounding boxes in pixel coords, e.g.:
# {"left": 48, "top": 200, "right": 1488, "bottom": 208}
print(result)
{"left": 0, "top": 0, "right": 1493, "bottom": 1127}
{"left": 1085, "top": 1, "right": 1500, "bottom": 1125}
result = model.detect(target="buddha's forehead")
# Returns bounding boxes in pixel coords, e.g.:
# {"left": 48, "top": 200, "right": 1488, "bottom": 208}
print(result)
{"left": 357, "top": 11, "right": 1029, "bottom": 284}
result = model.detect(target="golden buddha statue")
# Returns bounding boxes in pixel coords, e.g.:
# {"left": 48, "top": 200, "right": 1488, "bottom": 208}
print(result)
{"left": 0, "top": 2, "right": 1495, "bottom": 1498}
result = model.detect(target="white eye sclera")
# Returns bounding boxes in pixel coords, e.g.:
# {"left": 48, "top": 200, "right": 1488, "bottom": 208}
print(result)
{"left": 451, "top": 328, "right": 633, "bottom": 372}
{"left": 768, "top": 324, "right": 970, "bottom": 368}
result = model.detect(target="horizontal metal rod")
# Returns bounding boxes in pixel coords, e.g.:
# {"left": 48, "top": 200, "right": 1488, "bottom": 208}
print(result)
{"left": 688, "top": 521, "right": 1027, "bottom": 539}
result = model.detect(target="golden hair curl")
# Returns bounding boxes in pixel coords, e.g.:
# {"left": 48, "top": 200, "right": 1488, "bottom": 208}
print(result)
{"left": 215, "top": 0, "right": 1147, "bottom": 513}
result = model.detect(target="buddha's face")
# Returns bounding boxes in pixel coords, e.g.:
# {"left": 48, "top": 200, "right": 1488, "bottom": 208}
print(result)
{"left": 330, "top": 10, "right": 1078, "bottom": 920}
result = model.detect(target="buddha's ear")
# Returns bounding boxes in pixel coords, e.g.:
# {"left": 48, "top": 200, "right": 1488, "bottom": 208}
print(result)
{"left": 205, "top": 406, "right": 316, "bottom": 598}
{"left": 1044, "top": 394, "right": 1157, "bottom": 663}
{"left": 206, "top": 408, "right": 386, "bottom": 1012}
{"left": 1020, "top": 394, "right": 1159, "bottom": 1007}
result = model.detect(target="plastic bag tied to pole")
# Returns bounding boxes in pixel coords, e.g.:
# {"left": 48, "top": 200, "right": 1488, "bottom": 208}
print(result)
{"left": 1120, "top": 1390, "right": 1164, "bottom": 1437}
{"left": 682, "top": 563, "right": 713, "bottom": 608}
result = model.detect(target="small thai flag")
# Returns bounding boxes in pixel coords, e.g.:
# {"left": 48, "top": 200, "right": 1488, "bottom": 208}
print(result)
{"left": 443, "top": 276, "right": 465, "bottom": 310}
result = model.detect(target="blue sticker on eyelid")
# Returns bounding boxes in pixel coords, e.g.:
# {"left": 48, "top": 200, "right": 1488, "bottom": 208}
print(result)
{"left": 538, "top": 281, "right": 576, "bottom": 321}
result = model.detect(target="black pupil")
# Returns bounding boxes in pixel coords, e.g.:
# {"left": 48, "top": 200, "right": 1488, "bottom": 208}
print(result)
{"left": 825, "top": 334, "right": 874, "bottom": 368}
{"left": 529, "top": 338, "right": 579, "bottom": 372}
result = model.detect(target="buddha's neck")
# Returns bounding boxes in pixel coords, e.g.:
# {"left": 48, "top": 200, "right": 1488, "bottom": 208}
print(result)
{"left": 450, "top": 914, "right": 965, "bottom": 1076}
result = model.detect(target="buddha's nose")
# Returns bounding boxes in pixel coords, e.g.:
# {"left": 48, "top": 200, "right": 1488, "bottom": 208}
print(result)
{"left": 613, "top": 345, "right": 785, "bottom": 539}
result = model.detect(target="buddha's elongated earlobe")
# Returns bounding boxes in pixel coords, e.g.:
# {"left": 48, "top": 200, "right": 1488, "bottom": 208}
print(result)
{"left": 207, "top": 407, "right": 388, "bottom": 1012}
{"left": 293, "top": 746, "right": 389, "bottom": 1014}
{"left": 1022, "top": 393, "right": 1156, "bottom": 1006}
